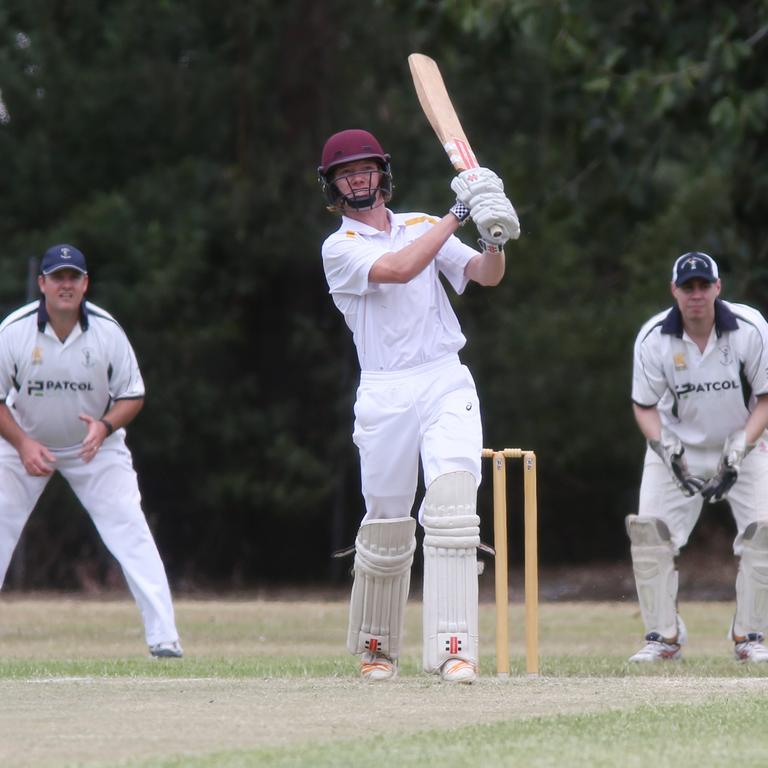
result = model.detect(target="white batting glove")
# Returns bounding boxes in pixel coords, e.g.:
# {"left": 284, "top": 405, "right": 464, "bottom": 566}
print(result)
{"left": 468, "top": 191, "right": 520, "bottom": 244}
{"left": 450, "top": 167, "right": 504, "bottom": 207}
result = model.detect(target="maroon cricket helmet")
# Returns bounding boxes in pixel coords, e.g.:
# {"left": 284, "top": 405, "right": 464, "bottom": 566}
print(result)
{"left": 318, "top": 129, "right": 393, "bottom": 210}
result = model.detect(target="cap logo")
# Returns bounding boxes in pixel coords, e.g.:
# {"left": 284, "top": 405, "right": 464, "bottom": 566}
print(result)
{"left": 60, "top": 247, "right": 72, "bottom": 260}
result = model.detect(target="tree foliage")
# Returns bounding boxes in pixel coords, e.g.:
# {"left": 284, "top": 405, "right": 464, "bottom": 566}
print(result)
{"left": 0, "top": 1, "right": 766, "bottom": 587}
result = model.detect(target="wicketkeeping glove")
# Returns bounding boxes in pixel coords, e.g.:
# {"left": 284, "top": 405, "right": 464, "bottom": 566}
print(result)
{"left": 648, "top": 427, "right": 705, "bottom": 497}
{"left": 700, "top": 429, "right": 752, "bottom": 503}
{"left": 468, "top": 191, "right": 521, "bottom": 244}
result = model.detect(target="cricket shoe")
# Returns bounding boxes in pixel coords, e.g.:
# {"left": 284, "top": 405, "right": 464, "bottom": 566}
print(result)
{"left": 628, "top": 615, "right": 687, "bottom": 663}
{"left": 149, "top": 640, "right": 184, "bottom": 659}
{"left": 440, "top": 658, "right": 477, "bottom": 683}
{"left": 361, "top": 651, "right": 397, "bottom": 681}
{"left": 734, "top": 633, "right": 768, "bottom": 662}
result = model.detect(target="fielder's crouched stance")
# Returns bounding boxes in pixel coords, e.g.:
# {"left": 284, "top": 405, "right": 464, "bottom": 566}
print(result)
{"left": 627, "top": 252, "right": 768, "bottom": 663}
{"left": 319, "top": 129, "right": 519, "bottom": 682}
{"left": 0, "top": 245, "right": 182, "bottom": 659}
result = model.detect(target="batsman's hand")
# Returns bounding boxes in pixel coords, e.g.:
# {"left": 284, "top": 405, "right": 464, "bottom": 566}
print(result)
{"left": 700, "top": 429, "right": 751, "bottom": 503}
{"left": 648, "top": 427, "right": 705, "bottom": 497}
{"left": 468, "top": 191, "right": 520, "bottom": 244}
{"left": 450, "top": 167, "right": 504, "bottom": 207}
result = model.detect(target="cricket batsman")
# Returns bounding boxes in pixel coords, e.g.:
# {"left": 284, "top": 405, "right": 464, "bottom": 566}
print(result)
{"left": 318, "top": 128, "right": 519, "bottom": 682}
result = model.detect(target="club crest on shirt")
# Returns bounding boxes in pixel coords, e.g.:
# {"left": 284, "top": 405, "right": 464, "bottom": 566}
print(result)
{"left": 31, "top": 346, "right": 43, "bottom": 365}
{"left": 81, "top": 347, "right": 96, "bottom": 368}
{"left": 719, "top": 345, "right": 732, "bottom": 365}
{"left": 673, "top": 352, "right": 687, "bottom": 371}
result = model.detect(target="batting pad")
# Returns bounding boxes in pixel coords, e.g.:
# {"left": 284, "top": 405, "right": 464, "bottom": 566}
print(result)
{"left": 734, "top": 522, "right": 768, "bottom": 637}
{"left": 422, "top": 471, "right": 480, "bottom": 672}
{"left": 626, "top": 515, "right": 679, "bottom": 639}
{"left": 347, "top": 517, "right": 417, "bottom": 658}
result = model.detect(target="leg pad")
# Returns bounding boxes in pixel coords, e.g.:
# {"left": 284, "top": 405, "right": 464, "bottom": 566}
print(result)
{"left": 347, "top": 517, "right": 416, "bottom": 658}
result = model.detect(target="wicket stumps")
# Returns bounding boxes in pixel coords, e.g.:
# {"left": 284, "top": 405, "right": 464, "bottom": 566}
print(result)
{"left": 481, "top": 448, "right": 539, "bottom": 677}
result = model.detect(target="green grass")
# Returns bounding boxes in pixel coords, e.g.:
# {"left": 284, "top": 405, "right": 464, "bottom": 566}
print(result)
{"left": 138, "top": 698, "right": 768, "bottom": 768}
{"left": 2, "top": 597, "right": 768, "bottom": 768}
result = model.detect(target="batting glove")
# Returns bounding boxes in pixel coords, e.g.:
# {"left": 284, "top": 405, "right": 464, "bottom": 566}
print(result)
{"left": 450, "top": 167, "right": 504, "bottom": 207}
{"left": 649, "top": 427, "right": 706, "bottom": 497}
{"left": 468, "top": 192, "right": 520, "bottom": 244}
{"left": 701, "top": 429, "right": 751, "bottom": 503}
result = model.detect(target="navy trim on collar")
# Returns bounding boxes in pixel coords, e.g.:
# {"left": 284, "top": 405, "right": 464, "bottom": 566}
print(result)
{"left": 37, "top": 300, "right": 89, "bottom": 332}
{"left": 660, "top": 299, "right": 738, "bottom": 339}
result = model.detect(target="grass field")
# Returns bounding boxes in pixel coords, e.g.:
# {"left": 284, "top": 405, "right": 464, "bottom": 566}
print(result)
{"left": 1, "top": 595, "right": 768, "bottom": 767}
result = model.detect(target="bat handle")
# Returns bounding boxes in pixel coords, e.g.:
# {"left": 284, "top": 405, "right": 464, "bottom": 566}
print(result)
{"left": 490, "top": 224, "right": 503, "bottom": 240}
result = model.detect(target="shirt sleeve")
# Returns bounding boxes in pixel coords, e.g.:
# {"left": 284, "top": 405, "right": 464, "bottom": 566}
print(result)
{"left": 632, "top": 329, "right": 668, "bottom": 406}
{"left": 322, "top": 233, "right": 385, "bottom": 297}
{"left": 0, "top": 326, "right": 17, "bottom": 402}
{"left": 108, "top": 327, "right": 145, "bottom": 400}
{"left": 435, "top": 233, "right": 476, "bottom": 295}
{"left": 740, "top": 311, "right": 768, "bottom": 396}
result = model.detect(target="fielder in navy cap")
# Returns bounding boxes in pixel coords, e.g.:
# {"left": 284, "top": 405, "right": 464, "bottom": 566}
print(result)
{"left": 40, "top": 244, "right": 88, "bottom": 275}
{"left": 671, "top": 251, "right": 718, "bottom": 286}
{"left": 626, "top": 247, "right": 768, "bottom": 664}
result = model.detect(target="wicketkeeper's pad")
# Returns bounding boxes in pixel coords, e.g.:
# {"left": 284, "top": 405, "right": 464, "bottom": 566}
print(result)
{"left": 626, "top": 514, "right": 679, "bottom": 639}
{"left": 422, "top": 471, "right": 480, "bottom": 672}
{"left": 347, "top": 517, "right": 416, "bottom": 658}
{"left": 733, "top": 521, "right": 768, "bottom": 638}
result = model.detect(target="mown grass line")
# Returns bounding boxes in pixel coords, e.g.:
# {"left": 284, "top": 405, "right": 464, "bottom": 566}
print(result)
{"left": 130, "top": 696, "right": 768, "bottom": 768}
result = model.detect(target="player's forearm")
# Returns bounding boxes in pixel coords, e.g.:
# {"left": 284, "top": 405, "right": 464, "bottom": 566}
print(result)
{"left": 465, "top": 248, "right": 505, "bottom": 286}
{"left": 632, "top": 403, "right": 662, "bottom": 442}
{"left": 102, "top": 398, "right": 144, "bottom": 432}
{"left": 0, "top": 403, "right": 29, "bottom": 450}
{"left": 745, "top": 395, "right": 768, "bottom": 444}
{"left": 368, "top": 214, "right": 460, "bottom": 283}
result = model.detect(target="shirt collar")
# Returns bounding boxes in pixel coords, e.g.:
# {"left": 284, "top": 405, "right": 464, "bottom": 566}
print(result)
{"left": 37, "top": 300, "right": 90, "bottom": 333}
{"left": 660, "top": 298, "right": 738, "bottom": 338}
{"left": 340, "top": 208, "right": 396, "bottom": 235}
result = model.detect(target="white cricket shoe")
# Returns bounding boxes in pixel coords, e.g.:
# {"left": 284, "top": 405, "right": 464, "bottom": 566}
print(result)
{"left": 629, "top": 615, "right": 687, "bottom": 663}
{"left": 361, "top": 651, "right": 397, "bottom": 681}
{"left": 734, "top": 633, "right": 768, "bottom": 662}
{"left": 628, "top": 633, "right": 682, "bottom": 662}
{"left": 440, "top": 658, "right": 477, "bottom": 683}
{"left": 149, "top": 640, "right": 184, "bottom": 658}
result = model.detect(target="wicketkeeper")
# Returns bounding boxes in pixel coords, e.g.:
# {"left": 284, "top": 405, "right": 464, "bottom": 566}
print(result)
{"left": 628, "top": 252, "right": 768, "bottom": 662}
{"left": 318, "top": 129, "right": 519, "bottom": 682}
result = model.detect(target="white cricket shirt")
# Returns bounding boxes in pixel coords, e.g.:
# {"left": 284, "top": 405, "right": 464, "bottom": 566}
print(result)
{"left": 632, "top": 299, "right": 768, "bottom": 448}
{"left": 322, "top": 210, "right": 476, "bottom": 371}
{"left": 0, "top": 300, "right": 145, "bottom": 449}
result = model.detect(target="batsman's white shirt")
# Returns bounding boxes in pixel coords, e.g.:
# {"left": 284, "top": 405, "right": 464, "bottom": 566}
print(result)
{"left": 322, "top": 210, "right": 475, "bottom": 372}
{"left": 632, "top": 299, "right": 768, "bottom": 449}
{"left": 322, "top": 210, "right": 482, "bottom": 521}
{"left": 0, "top": 300, "right": 144, "bottom": 448}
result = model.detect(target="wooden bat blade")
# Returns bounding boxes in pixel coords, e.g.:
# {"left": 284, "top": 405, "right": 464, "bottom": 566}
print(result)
{"left": 409, "top": 53, "right": 504, "bottom": 240}
{"left": 408, "top": 53, "right": 478, "bottom": 172}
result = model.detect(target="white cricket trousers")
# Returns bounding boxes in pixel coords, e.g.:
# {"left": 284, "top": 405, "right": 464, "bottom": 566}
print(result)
{"left": 353, "top": 354, "right": 483, "bottom": 522}
{"left": 0, "top": 435, "right": 179, "bottom": 645}
{"left": 638, "top": 437, "right": 768, "bottom": 556}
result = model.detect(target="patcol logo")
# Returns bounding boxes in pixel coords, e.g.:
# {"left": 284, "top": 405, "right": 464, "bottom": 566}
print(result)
{"left": 27, "top": 380, "right": 95, "bottom": 396}
{"left": 675, "top": 380, "right": 740, "bottom": 397}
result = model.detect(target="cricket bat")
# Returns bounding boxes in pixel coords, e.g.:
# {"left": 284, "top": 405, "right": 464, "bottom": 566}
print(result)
{"left": 408, "top": 52, "right": 503, "bottom": 238}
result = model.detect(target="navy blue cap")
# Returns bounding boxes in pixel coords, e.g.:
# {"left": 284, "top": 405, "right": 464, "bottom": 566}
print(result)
{"left": 672, "top": 252, "right": 718, "bottom": 286}
{"left": 40, "top": 244, "right": 88, "bottom": 275}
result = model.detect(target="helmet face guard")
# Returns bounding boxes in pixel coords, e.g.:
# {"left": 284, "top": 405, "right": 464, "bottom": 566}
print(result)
{"left": 318, "top": 129, "right": 393, "bottom": 211}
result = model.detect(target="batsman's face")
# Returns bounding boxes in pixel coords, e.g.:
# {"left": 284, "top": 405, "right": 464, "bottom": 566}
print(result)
{"left": 671, "top": 278, "right": 720, "bottom": 323}
{"left": 39, "top": 269, "right": 89, "bottom": 313}
{"left": 332, "top": 159, "right": 382, "bottom": 198}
